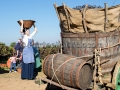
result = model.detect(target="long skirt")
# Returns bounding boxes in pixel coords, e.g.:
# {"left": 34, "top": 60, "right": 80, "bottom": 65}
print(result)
{"left": 21, "top": 61, "right": 35, "bottom": 80}
{"left": 21, "top": 46, "right": 35, "bottom": 80}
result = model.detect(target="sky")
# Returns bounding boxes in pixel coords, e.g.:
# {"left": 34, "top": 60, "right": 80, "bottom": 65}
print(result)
{"left": 0, "top": 0, "right": 119, "bottom": 46}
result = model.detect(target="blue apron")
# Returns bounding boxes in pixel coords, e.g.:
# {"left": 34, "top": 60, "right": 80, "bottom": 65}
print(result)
{"left": 22, "top": 39, "right": 34, "bottom": 63}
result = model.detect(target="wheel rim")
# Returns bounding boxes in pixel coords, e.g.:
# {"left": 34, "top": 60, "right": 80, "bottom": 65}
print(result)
{"left": 116, "top": 68, "right": 120, "bottom": 90}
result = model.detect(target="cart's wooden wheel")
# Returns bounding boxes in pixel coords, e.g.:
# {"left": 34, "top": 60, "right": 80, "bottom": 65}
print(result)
{"left": 112, "top": 61, "right": 120, "bottom": 90}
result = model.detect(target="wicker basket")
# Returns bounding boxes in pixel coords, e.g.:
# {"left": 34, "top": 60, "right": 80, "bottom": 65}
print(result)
{"left": 17, "top": 20, "right": 35, "bottom": 28}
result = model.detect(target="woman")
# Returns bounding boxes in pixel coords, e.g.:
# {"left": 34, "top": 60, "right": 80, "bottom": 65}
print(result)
{"left": 20, "top": 20, "right": 37, "bottom": 80}
{"left": 32, "top": 39, "right": 41, "bottom": 76}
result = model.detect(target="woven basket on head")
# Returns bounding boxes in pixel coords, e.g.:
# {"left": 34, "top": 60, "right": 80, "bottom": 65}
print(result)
{"left": 17, "top": 20, "right": 35, "bottom": 28}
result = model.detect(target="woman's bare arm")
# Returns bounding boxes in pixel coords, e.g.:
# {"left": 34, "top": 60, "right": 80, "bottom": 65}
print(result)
{"left": 20, "top": 20, "right": 23, "bottom": 33}
{"left": 30, "top": 24, "right": 38, "bottom": 38}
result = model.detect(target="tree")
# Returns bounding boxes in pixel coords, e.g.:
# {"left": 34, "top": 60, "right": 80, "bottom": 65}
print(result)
{"left": 10, "top": 42, "right": 16, "bottom": 48}
{"left": 0, "top": 42, "right": 13, "bottom": 63}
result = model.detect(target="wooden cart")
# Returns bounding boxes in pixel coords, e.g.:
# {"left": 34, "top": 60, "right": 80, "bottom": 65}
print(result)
{"left": 41, "top": 3, "right": 120, "bottom": 90}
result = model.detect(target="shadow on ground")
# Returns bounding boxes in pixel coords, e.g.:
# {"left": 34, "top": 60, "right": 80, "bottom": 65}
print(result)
{"left": 45, "top": 84, "right": 93, "bottom": 90}
{"left": 45, "top": 84, "right": 65, "bottom": 90}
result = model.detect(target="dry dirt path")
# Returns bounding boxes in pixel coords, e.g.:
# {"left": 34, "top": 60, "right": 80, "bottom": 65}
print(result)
{"left": 0, "top": 71, "right": 48, "bottom": 90}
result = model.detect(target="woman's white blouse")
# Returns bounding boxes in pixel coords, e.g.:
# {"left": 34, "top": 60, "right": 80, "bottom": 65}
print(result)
{"left": 22, "top": 30, "right": 37, "bottom": 46}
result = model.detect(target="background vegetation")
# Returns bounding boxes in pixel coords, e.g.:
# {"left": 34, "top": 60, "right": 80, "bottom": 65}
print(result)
{"left": 0, "top": 41, "right": 61, "bottom": 64}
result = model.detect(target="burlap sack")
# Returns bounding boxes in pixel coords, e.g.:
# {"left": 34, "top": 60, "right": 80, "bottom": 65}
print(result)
{"left": 66, "top": 6, "right": 82, "bottom": 17}
{"left": 107, "top": 5, "right": 120, "bottom": 32}
{"left": 57, "top": 4, "right": 120, "bottom": 33}
{"left": 69, "top": 16, "right": 83, "bottom": 26}
{"left": 85, "top": 9, "right": 105, "bottom": 32}
{"left": 86, "top": 24, "right": 104, "bottom": 32}
{"left": 108, "top": 5, "right": 120, "bottom": 15}
{"left": 86, "top": 9, "right": 105, "bottom": 24}
{"left": 61, "top": 20, "right": 69, "bottom": 32}
{"left": 58, "top": 7, "right": 69, "bottom": 31}
{"left": 108, "top": 5, "right": 120, "bottom": 22}
{"left": 59, "top": 8, "right": 66, "bottom": 21}
{"left": 66, "top": 7, "right": 84, "bottom": 33}
{"left": 106, "top": 22, "right": 120, "bottom": 32}
{"left": 70, "top": 26, "right": 84, "bottom": 33}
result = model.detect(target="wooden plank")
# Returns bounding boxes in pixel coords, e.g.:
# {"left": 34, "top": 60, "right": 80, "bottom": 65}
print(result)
{"left": 101, "top": 62, "right": 116, "bottom": 69}
{"left": 100, "top": 59, "right": 110, "bottom": 64}
{"left": 53, "top": 4, "right": 61, "bottom": 22}
{"left": 61, "top": 31, "right": 119, "bottom": 38}
{"left": 95, "top": 32, "right": 98, "bottom": 48}
{"left": 101, "top": 67, "right": 113, "bottom": 74}
{"left": 101, "top": 52, "right": 120, "bottom": 60}
{"left": 61, "top": 32, "right": 95, "bottom": 38}
{"left": 41, "top": 78, "right": 78, "bottom": 90}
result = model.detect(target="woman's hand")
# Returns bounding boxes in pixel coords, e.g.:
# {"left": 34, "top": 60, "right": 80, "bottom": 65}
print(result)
{"left": 20, "top": 20, "right": 23, "bottom": 25}
{"left": 30, "top": 24, "right": 37, "bottom": 37}
{"left": 33, "top": 24, "right": 36, "bottom": 28}
{"left": 33, "top": 24, "right": 37, "bottom": 32}
{"left": 20, "top": 20, "right": 23, "bottom": 33}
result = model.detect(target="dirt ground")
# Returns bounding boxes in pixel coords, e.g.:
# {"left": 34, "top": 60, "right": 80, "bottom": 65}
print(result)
{"left": 0, "top": 69, "right": 64, "bottom": 90}
{"left": 0, "top": 68, "right": 106, "bottom": 90}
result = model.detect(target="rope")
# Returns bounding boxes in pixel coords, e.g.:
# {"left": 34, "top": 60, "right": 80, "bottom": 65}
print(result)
{"left": 50, "top": 54, "right": 63, "bottom": 88}
{"left": 93, "top": 48, "right": 103, "bottom": 89}
{"left": 101, "top": 42, "right": 120, "bottom": 50}
{"left": 93, "top": 49, "right": 97, "bottom": 89}
{"left": 96, "top": 48, "right": 103, "bottom": 84}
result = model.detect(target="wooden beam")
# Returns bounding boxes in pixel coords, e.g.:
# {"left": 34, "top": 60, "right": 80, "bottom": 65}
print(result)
{"left": 62, "top": 3, "right": 71, "bottom": 30}
{"left": 53, "top": 4, "right": 61, "bottom": 22}
{"left": 82, "top": 4, "right": 88, "bottom": 33}
{"left": 54, "top": 4, "right": 63, "bottom": 54}
{"left": 104, "top": 3, "right": 108, "bottom": 32}
{"left": 41, "top": 78, "right": 78, "bottom": 90}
